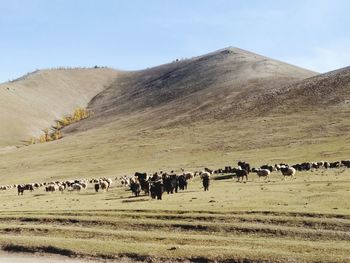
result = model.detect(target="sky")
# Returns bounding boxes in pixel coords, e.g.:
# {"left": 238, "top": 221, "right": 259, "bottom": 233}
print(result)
{"left": 0, "top": 0, "right": 349, "bottom": 82}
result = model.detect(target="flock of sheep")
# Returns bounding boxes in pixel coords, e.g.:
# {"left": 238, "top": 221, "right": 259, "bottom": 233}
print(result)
{"left": 118, "top": 159, "right": 345, "bottom": 198}
{"left": 0, "top": 177, "right": 113, "bottom": 196}
{"left": 213, "top": 160, "right": 350, "bottom": 183}
{"left": 0, "top": 159, "right": 348, "bottom": 198}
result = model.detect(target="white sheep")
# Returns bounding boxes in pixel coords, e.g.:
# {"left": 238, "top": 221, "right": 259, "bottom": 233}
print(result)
{"left": 280, "top": 167, "right": 296, "bottom": 180}
{"left": 72, "top": 183, "right": 83, "bottom": 191}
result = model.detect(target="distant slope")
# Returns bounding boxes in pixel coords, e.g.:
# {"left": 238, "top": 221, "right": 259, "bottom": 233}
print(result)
{"left": 0, "top": 68, "right": 119, "bottom": 147}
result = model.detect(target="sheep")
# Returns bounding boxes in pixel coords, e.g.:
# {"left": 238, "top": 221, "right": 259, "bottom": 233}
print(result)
{"left": 254, "top": 169, "right": 270, "bottom": 180}
{"left": 17, "top": 184, "right": 35, "bottom": 195}
{"left": 324, "top": 161, "right": 330, "bottom": 169}
{"left": 106, "top": 178, "right": 112, "bottom": 187}
{"left": 94, "top": 180, "right": 109, "bottom": 192}
{"left": 184, "top": 172, "right": 194, "bottom": 180}
{"left": 58, "top": 184, "right": 65, "bottom": 193}
{"left": 0, "top": 185, "right": 11, "bottom": 191}
{"left": 94, "top": 183, "right": 100, "bottom": 192}
{"left": 200, "top": 171, "right": 211, "bottom": 179}
{"left": 232, "top": 168, "right": 248, "bottom": 183}
{"left": 72, "top": 183, "right": 83, "bottom": 191}
{"left": 238, "top": 161, "right": 251, "bottom": 173}
{"left": 130, "top": 178, "right": 141, "bottom": 196}
{"left": 65, "top": 180, "right": 75, "bottom": 187}
{"left": 200, "top": 171, "right": 210, "bottom": 191}
{"left": 45, "top": 184, "right": 59, "bottom": 192}
{"left": 341, "top": 160, "right": 350, "bottom": 168}
{"left": 17, "top": 185, "right": 25, "bottom": 195}
{"left": 100, "top": 181, "right": 109, "bottom": 191}
{"left": 181, "top": 168, "right": 194, "bottom": 180}
{"left": 120, "top": 175, "right": 130, "bottom": 187}
{"left": 280, "top": 167, "right": 296, "bottom": 180}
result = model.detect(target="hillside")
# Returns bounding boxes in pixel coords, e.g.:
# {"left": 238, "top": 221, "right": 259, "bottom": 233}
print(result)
{"left": 251, "top": 66, "right": 350, "bottom": 113}
{"left": 0, "top": 47, "right": 335, "bottom": 183}
{"left": 0, "top": 47, "right": 349, "bottom": 183}
{"left": 65, "top": 47, "right": 316, "bottom": 133}
{"left": 0, "top": 68, "right": 119, "bottom": 148}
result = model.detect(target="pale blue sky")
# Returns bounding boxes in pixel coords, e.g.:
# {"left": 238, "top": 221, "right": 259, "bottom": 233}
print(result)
{"left": 0, "top": 0, "right": 349, "bottom": 82}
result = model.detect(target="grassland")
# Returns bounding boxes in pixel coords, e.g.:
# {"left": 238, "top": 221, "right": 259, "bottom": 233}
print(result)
{"left": 0, "top": 170, "right": 349, "bottom": 262}
{"left": 1, "top": 110, "right": 350, "bottom": 186}
{"left": 0, "top": 48, "right": 349, "bottom": 262}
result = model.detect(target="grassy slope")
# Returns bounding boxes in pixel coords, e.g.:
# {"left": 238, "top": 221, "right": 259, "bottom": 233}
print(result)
{"left": 0, "top": 68, "right": 119, "bottom": 147}
{"left": 1, "top": 118, "right": 350, "bottom": 186}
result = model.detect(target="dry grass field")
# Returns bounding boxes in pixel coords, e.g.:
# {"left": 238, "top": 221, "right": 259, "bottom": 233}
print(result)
{"left": 0, "top": 170, "right": 349, "bottom": 263}
{"left": 0, "top": 48, "right": 350, "bottom": 262}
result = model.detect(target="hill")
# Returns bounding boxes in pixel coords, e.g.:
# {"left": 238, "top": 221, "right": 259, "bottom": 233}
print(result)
{"left": 66, "top": 47, "right": 316, "bottom": 133}
{"left": 0, "top": 68, "right": 119, "bottom": 148}
{"left": 0, "top": 48, "right": 349, "bottom": 183}
{"left": 0, "top": 47, "right": 327, "bottom": 183}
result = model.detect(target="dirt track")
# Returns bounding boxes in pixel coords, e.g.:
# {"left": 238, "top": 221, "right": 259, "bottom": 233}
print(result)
{"left": 0, "top": 253, "right": 156, "bottom": 263}
{"left": 0, "top": 253, "right": 100, "bottom": 263}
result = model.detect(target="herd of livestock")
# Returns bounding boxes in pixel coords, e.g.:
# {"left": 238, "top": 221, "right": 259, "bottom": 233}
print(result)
{"left": 0, "top": 159, "right": 349, "bottom": 200}
{"left": 0, "top": 177, "right": 113, "bottom": 196}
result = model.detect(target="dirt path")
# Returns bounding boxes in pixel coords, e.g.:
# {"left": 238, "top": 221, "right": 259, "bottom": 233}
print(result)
{"left": 0, "top": 253, "right": 180, "bottom": 263}
{"left": 0, "top": 253, "right": 112, "bottom": 263}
